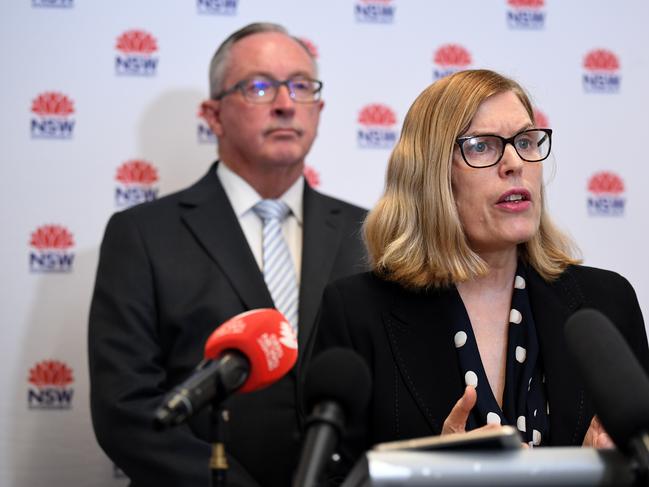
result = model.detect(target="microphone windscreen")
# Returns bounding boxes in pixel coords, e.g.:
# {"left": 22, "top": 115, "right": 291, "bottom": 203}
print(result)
{"left": 204, "top": 308, "right": 298, "bottom": 393}
{"left": 564, "top": 308, "right": 649, "bottom": 452}
{"left": 305, "top": 347, "right": 371, "bottom": 419}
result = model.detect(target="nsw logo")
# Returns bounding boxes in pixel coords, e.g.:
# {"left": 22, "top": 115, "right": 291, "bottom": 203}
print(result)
{"left": 583, "top": 49, "right": 620, "bottom": 93}
{"left": 587, "top": 171, "right": 625, "bottom": 216}
{"left": 533, "top": 107, "right": 549, "bottom": 128}
{"left": 29, "top": 225, "right": 75, "bottom": 273}
{"left": 115, "top": 30, "right": 159, "bottom": 76}
{"left": 303, "top": 165, "right": 320, "bottom": 189}
{"left": 354, "top": 0, "right": 395, "bottom": 23}
{"left": 433, "top": 44, "right": 472, "bottom": 80}
{"left": 197, "top": 104, "right": 216, "bottom": 144}
{"left": 196, "top": 0, "right": 237, "bottom": 15}
{"left": 30, "top": 92, "right": 75, "bottom": 139}
{"left": 298, "top": 37, "right": 319, "bottom": 59}
{"left": 115, "top": 160, "right": 159, "bottom": 208}
{"left": 27, "top": 360, "right": 74, "bottom": 410}
{"left": 357, "top": 104, "right": 397, "bottom": 149}
{"left": 32, "top": 0, "right": 74, "bottom": 7}
{"left": 506, "top": 0, "right": 546, "bottom": 30}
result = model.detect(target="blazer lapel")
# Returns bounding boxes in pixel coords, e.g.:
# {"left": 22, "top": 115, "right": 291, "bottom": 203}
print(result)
{"left": 528, "top": 267, "right": 590, "bottom": 445}
{"left": 298, "top": 185, "right": 347, "bottom": 350}
{"left": 384, "top": 286, "right": 465, "bottom": 433}
{"left": 179, "top": 163, "right": 274, "bottom": 311}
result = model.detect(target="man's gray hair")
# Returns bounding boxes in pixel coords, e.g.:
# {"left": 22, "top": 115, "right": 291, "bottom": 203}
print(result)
{"left": 208, "top": 22, "right": 318, "bottom": 99}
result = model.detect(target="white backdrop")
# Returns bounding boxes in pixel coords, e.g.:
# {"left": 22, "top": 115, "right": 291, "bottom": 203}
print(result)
{"left": 2, "top": 1, "right": 648, "bottom": 485}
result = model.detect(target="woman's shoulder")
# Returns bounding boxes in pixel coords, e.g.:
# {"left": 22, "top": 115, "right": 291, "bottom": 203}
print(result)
{"left": 558, "top": 264, "right": 639, "bottom": 310}
{"left": 563, "top": 264, "right": 634, "bottom": 290}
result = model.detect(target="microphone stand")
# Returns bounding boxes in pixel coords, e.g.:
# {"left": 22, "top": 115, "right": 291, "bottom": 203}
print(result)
{"left": 210, "top": 404, "right": 230, "bottom": 487}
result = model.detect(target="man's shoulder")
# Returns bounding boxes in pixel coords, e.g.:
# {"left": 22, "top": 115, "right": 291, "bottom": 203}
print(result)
{"left": 114, "top": 165, "right": 221, "bottom": 219}
{"left": 305, "top": 185, "right": 367, "bottom": 219}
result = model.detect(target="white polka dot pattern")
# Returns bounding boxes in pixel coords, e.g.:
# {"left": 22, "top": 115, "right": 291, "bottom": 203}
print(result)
{"left": 454, "top": 331, "right": 467, "bottom": 348}
{"left": 487, "top": 412, "right": 501, "bottom": 425}
{"left": 449, "top": 263, "right": 547, "bottom": 447}
{"left": 509, "top": 308, "right": 522, "bottom": 324}
{"left": 465, "top": 370, "right": 478, "bottom": 387}
{"left": 516, "top": 346, "right": 527, "bottom": 363}
{"left": 517, "top": 416, "right": 526, "bottom": 432}
{"left": 514, "top": 275, "right": 526, "bottom": 289}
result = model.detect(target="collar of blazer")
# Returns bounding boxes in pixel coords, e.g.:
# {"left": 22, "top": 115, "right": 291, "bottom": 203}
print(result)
{"left": 382, "top": 264, "right": 590, "bottom": 444}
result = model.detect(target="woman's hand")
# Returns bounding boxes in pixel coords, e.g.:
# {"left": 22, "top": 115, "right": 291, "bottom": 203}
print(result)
{"left": 582, "top": 416, "right": 615, "bottom": 449}
{"left": 441, "top": 386, "right": 528, "bottom": 448}
{"left": 442, "top": 386, "right": 501, "bottom": 435}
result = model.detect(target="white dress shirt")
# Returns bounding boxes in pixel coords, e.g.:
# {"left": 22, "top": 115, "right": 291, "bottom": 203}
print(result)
{"left": 216, "top": 162, "right": 303, "bottom": 286}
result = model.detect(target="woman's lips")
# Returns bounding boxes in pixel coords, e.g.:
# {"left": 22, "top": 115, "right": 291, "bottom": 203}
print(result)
{"left": 496, "top": 188, "right": 532, "bottom": 212}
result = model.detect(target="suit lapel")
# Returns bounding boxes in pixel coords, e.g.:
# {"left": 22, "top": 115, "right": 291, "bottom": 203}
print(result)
{"left": 384, "top": 286, "right": 465, "bottom": 433}
{"left": 298, "top": 185, "right": 346, "bottom": 350}
{"left": 179, "top": 163, "right": 274, "bottom": 311}
{"left": 528, "top": 267, "right": 590, "bottom": 445}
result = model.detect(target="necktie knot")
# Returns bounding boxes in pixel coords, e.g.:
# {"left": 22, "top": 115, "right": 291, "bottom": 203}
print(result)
{"left": 253, "top": 199, "right": 291, "bottom": 222}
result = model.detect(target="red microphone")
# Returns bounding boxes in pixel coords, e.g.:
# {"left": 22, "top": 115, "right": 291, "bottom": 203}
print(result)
{"left": 154, "top": 309, "right": 297, "bottom": 428}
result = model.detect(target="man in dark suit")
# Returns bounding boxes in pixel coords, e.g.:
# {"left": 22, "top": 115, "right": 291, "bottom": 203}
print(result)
{"left": 88, "top": 22, "right": 366, "bottom": 487}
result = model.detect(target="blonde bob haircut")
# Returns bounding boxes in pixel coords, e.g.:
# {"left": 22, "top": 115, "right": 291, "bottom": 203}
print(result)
{"left": 364, "top": 69, "right": 580, "bottom": 289}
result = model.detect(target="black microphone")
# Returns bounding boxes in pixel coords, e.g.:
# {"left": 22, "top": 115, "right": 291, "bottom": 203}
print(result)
{"left": 154, "top": 308, "right": 298, "bottom": 429}
{"left": 154, "top": 352, "right": 250, "bottom": 429}
{"left": 565, "top": 308, "right": 649, "bottom": 481}
{"left": 294, "top": 348, "right": 372, "bottom": 487}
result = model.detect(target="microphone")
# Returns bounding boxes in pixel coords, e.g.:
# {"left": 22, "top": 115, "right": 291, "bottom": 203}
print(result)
{"left": 565, "top": 308, "right": 649, "bottom": 484}
{"left": 294, "top": 348, "right": 372, "bottom": 487}
{"left": 154, "top": 308, "right": 298, "bottom": 429}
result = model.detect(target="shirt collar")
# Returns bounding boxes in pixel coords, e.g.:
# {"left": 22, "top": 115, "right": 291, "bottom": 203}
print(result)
{"left": 217, "top": 161, "right": 304, "bottom": 224}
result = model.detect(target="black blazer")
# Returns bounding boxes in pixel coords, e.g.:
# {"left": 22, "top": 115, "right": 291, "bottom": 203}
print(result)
{"left": 310, "top": 264, "right": 649, "bottom": 480}
{"left": 88, "top": 162, "right": 367, "bottom": 487}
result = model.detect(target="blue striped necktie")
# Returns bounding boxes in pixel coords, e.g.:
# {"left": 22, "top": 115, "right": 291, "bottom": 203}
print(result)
{"left": 252, "top": 199, "right": 299, "bottom": 331}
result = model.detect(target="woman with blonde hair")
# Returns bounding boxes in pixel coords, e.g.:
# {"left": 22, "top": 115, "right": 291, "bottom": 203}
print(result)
{"left": 310, "top": 69, "right": 649, "bottom": 480}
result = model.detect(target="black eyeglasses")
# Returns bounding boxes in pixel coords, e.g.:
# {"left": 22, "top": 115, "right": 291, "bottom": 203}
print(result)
{"left": 214, "top": 75, "right": 323, "bottom": 104}
{"left": 456, "top": 128, "right": 552, "bottom": 168}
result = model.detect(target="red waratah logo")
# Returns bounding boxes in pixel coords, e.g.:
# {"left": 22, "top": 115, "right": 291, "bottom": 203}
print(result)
{"left": 116, "top": 160, "right": 159, "bottom": 185}
{"left": 434, "top": 44, "right": 472, "bottom": 67}
{"left": 533, "top": 108, "right": 549, "bottom": 128}
{"left": 358, "top": 104, "right": 396, "bottom": 126}
{"left": 588, "top": 172, "right": 625, "bottom": 195}
{"left": 508, "top": 0, "right": 544, "bottom": 7}
{"left": 30, "top": 225, "right": 75, "bottom": 250}
{"left": 28, "top": 360, "right": 74, "bottom": 387}
{"left": 31, "top": 92, "right": 75, "bottom": 116}
{"left": 303, "top": 165, "right": 320, "bottom": 188}
{"left": 116, "top": 30, "right": 158, "bottom": 54}
{"left": 584, "top": 49, "right": 619, "bottom": 72}
{"left": 299, "top": 37, "right": 319, "bottom": 59}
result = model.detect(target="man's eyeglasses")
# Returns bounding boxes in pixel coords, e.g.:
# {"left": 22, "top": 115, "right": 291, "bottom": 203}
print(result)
{"left": 456, "top": 128, "right": 552, "bottom": 168}
{"left": 214, "top": 75, "right": 323, "bottom": 104}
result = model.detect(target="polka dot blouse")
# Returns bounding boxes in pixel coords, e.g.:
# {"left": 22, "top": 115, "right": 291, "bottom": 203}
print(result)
{"left": 450, "top": 261, "right": 550, "bottom": 446}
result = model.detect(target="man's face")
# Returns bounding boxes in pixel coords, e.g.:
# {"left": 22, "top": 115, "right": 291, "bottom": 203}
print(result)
{"left": 203, "top": 32, "right": 324, "bottom": 176}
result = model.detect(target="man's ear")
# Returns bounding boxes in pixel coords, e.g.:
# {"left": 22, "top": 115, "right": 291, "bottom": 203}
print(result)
{"left": 200, "top": 99, "right": 224, "bottom": 137}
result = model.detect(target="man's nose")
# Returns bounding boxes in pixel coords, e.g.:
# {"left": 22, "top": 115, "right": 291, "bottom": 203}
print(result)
{"left": 271, "top": 84, "right": 296, "bottom": 114}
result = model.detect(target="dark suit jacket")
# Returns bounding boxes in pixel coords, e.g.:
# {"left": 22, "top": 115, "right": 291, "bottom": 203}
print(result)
{"left": 310, "top": 264, "right": 649, "bottom": 481}
{"left": 88, "top": 162, "right": 367, "bottom": 487}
